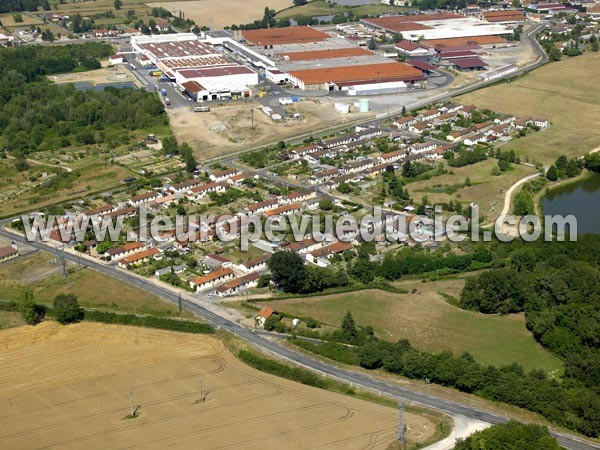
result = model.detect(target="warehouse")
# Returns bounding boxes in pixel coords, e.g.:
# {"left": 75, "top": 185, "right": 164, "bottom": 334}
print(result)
{"left": 287, "top": 62, "right": 423, "bottom": 91}
{"left": 361, "top": 14, "right": 513, "bottom": 41}
{"left": 451, "top": 57, "right": 488, "bottom": 71}
{"left": 242, "top": 26, "right": 330, "bottom": 46}
{"left": 131, "top": 34, "right": 258, "bottom": 102}
{"left": 482, "top": 10, "right": 527, "bottom": 23}
{"left": 175, "top": 65, "right": 257, "bottom": 100}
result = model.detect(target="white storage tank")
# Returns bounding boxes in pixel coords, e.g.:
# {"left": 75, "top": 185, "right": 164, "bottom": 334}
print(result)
{"left": 359, "top": 98, "right": 370, "bottom": 113}
{"left": 335, "top": 102, "right": 350, "bottom": 114}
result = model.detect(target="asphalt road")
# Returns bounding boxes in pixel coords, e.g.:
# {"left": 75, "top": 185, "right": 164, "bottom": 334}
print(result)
{"left": 1, "top": 227, "right": 598, "bottom": 450}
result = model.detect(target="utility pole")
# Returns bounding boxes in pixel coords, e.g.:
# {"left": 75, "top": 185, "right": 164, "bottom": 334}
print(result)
{"left": 129, "top": 389, "right": 135, "bottom": 417}
{"left": 398, "top": 400, "right": 406, "bottom": 448}
{"left": 178, "top": 293, "right": 182, "bottom": 316}
{"left": 59, "top": 245, "right": 67, "bottom": 278}
{"left": 251, "top": 108, "right": 254, "bottom": 129}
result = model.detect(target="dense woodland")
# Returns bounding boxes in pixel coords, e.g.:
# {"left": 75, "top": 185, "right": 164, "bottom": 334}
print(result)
{"left": 0, "top": 44, "right": 168, "bottom": 155}
{"left": 0, "top": 0, "right": 45, "bottom": 13}
{"left": 453, "top": 421, "right": 564, "bottom": 450}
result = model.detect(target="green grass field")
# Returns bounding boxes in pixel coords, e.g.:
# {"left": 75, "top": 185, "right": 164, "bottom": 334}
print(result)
{"left": 264, "top": 280, "right": 563, "bottom": 374}
{"left": 277, "top": 0, "right": 411, "bottom": 19}
{"left": 0, "top": 253, "right": 192, "bottom": 318}
{"left": 458, "top": 52, "right": 600, "bottom": 165}
{"left": 406, "top": 159, "right": 537, "bottom": 222}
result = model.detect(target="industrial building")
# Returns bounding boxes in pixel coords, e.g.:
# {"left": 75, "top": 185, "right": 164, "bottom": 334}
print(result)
{"left": 287, "top": 62, "right": 423, "bottom": 91}
{"left": 131, "top": 34, "right": 258, "bottom": 101}
{"left": 233, "top": 26, "right": 428, "bottom": 93}
{"left": 361, "top": 13, "right": 514, "bottom": 41}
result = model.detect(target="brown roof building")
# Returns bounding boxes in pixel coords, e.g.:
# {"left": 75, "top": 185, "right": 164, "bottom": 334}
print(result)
{"left": 243, "top": 26, "right": 329, "bottom": 46}
{"left": 288, "top": 62, "right": 423, "bottom": 90}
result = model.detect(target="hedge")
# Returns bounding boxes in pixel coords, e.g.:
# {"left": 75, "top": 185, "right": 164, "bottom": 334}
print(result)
{"left": 238, "top": 350, "right": 329, "bottom": 389}
{"left": 83, "top": 310, "right": 215, "bottom": 334}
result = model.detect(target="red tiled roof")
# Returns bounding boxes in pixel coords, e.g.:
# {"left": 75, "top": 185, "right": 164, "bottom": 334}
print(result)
{"left": 257, "top": 306, "right": 275, "bottom": 319}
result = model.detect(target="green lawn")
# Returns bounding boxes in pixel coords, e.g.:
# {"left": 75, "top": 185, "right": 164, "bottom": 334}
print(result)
{"left": 0, "top": 254, "right": 192, "bottom": 318}
{"left": 457, "top": 52, "right": 600, "bottom": 165}
{"left": 264, "top": 280, "right": 563, "bottom": 374}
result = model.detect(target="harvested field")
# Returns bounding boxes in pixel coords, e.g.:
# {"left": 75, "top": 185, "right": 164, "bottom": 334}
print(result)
{"left": 0, "top": 322, "right": 438, "bottom": 449}
{"left": 457, "top": 52, "right": 600, "bottom": 165}
{"left": 146, "top": 0, "right": 292, "bottom": 29}
{"left": 168, "top": 101, "right": 372, "bottom": 160}
{"left": 263, "top": 283, "right": 562, "bottom": 374}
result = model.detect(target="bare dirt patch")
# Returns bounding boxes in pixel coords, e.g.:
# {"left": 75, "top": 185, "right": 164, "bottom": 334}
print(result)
{"left": 0, "top": 322, "right": 437, "bottom": 449}
{"left": 49, "top": 66, "right": 141, "bottom": 88}
{"left": 168, "top": 100, "right": 372, "bottom": 160}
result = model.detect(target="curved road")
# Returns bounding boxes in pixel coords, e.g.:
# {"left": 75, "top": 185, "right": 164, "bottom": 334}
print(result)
{"left": 1, "top": 228, "right": 598, "bottom": 450}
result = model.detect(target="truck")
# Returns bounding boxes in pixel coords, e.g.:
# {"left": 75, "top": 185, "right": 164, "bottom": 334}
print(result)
{"left": 160, "top": 88, "right": 167, "bottom": 96}
{"left": 164, "top": 97, "right": 171, "bottom": 106}
{"left": 150, "top": 70, "right": 162, "bottom": 77}
{"left": 193, "top": 106, "right": 210, "bottom": 112}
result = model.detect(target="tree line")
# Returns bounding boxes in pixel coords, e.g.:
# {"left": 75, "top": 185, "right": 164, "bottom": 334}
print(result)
{"left": 290, "top": 307, "right": 600, "bottom": 437}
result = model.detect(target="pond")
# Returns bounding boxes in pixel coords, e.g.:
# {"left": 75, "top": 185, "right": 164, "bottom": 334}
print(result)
{"left": 541, "top": 173, "right": 600, "bottom": 234}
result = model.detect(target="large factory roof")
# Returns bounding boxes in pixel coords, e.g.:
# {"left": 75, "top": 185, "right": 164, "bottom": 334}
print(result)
{"left": 159, "top": 56, "right": 230, "bottom": 69}
{"left": 137, "top": 39, "right": 217, "bottom": 59}
{"left": 289, "top": 62, "right": 423, "bottom": 86}
{"left": 278, "top": 47, "right": 373, "bottom": 61}
{"left": 424, "top": 35, "right": 507, "bottom": 47}
{"left": 362, "top": 13, "right": 463, "bottom": 33}
{"left": 176, "top": 65, "right": 256, "bottom": 78}
{"left": 483, "top": 10, "right": 527, "bottom": 22}
{"left": 242, "top": 26, "right": 330, "bottom": 46}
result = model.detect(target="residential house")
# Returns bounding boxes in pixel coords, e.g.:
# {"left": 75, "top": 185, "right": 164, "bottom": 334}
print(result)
{"left": 281, "top": 190, "right": 317, "bottom": 205}
{"left": 210, "top": 168, "right": 242, "bottom": 182}
{"left": 189, "top": 266, "right": 234, "bottom": 291}
{"left": 187, "top": 181, "right": 228, "bottom": 201}
{"left": 255, "top": 307, "right": 275, "bottom": 327}
{"left": 308, "top": 168, "right": 339, "bottom": 185}
{"left": 419, "top": 109, "right": 441, "bottom": 121}
{"left": 264, "top": 202, "right": 302, "bottom": 219}
{"left": 105, "top": 242, "right": 146, "bottom": 259}
{"left": 118, "top": 247, "right": 160, "bottom": 268}
{"left": 393, "top": 116, "right": 418, "bottom": 128}
{"left": 169, "top": 179, "right": 204, "bottom": 194}
{"left": 410, "top": 140, "right": 438, "bottom": 154}
{"left": 447, "top": 129, "right": 472, "bottom": 142}
{"left": 129, "top": 191, "right": 159, "bottom": 206}
{"left": 409, "top": 121, "right": 432, "bottom": 134}
{"left": 306, "top": 241, "right": 353, "bottom": 266}
{"left": 244, "top": 199, "right": 279, "bottom": 216}
{"left": 236, "top": 253, "right": 270, "bottom": 273}
{"left": 378, "top": 149, "right": 406, "bottom": 164}
{"left": 204, "top": 253, "right": 233, "bottom": 269}
{"left": 457, "top": 105, "right": 477, "bottom": 117}
{"left": 342, "top": 158, "right": 375, "bottom": 174}
{"left": 0, "top": 244, "right": 18, "bottom": 262}
{"left": 215, "top": 272, "right": 261, "bottom": 297}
